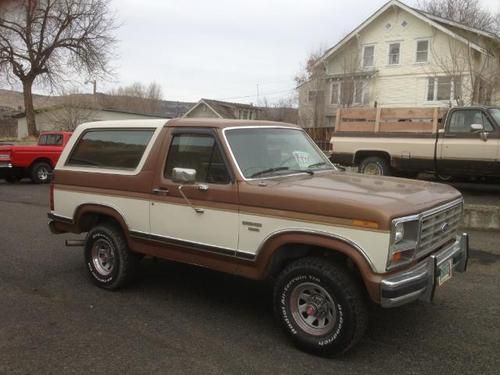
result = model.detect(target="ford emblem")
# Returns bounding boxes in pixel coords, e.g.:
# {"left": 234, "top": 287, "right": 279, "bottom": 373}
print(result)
{"left": 441, "top": 222, "right": 449, "bottom": 233}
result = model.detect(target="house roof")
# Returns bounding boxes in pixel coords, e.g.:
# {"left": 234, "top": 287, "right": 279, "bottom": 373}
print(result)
{"left": 314, "top": 0, "right": 495, "bottom": 67}
{"left": 183, "top": 98, "right": 259, "bottom": 119}
{"left": 414, "top": 9, "right": 500, "bottom": 41}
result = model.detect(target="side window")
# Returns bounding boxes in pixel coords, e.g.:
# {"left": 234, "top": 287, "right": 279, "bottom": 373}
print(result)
{"left": 45, "top": 134, "right": 63, "bottom": 145}
{"left": 38, "top": 135, "right": 47, "bottom": 145}
{"left": 164, "top": 134, "right": 230, "bottom": 184}
{"left": 67, "top": 129, "right": 154, "bottom": 169}
{"left": 448, "top": 110, "right": 493, "bottom": 134}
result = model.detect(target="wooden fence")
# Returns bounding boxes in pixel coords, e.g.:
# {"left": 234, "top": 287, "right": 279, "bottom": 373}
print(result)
{"left": 335, "top": 107, "right": 447, "bottom": 133}
{"left": 303, "top": 107, "right": 448, "bottom": 151}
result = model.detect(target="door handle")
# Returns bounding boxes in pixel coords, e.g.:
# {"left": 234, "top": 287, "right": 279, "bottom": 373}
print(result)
{"left": 152, "top": 187, "right": 169, "bottom": 195}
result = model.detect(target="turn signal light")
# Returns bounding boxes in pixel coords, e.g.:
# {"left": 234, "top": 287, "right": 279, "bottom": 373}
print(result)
{"left": 352, "top": 219, "right": 379, "bottom": 229}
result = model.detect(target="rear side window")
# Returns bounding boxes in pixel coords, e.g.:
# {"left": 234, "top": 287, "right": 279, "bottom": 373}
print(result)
{"left": 39, "top": 134, "right": 63, "bottom": 145}
{"left": 67, "top": 129, "right": 154, "bottom": 170}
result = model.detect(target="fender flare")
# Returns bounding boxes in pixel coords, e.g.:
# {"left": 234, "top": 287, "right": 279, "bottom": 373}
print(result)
{"left": 254, "top": 230, "right": 382, "bottom": 303}
{"left": 73, "top": 203, "right": 130, "bottom": 236}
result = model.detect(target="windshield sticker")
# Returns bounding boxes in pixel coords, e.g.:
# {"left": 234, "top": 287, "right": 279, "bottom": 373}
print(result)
{"left": 293, "top": 151, "right": 313, "bottom": 169}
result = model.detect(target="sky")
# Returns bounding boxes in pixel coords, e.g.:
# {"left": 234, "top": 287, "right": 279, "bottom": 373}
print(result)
{"left": 10, "top": 0, "right": 500, "bottom": 105}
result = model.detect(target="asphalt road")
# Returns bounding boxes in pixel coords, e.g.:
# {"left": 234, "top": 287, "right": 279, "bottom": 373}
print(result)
{"left": 0, "top": 183, "right": 499, "bottom": 375}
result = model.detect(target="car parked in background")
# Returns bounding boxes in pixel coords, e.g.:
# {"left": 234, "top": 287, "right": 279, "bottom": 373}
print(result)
{"left": 330, "top": 106, "right": 500, "bottom": 179}
{"left": 0, "top": 131, "right": 72, "bottom": 183}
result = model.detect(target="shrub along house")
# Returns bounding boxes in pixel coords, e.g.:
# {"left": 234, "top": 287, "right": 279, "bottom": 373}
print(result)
{"left": 298, "top": 0, "right": 500, "bottom": 128}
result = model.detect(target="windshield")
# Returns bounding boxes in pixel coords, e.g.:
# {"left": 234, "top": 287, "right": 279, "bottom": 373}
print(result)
{"left": 225, "top": 127, "right": 334, "bottom": 179}
{"left": 489, "top": 108, "right": 500, "bottom": 126}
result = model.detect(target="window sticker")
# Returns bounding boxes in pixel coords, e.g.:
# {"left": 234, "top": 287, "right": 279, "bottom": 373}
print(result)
{"left": 293, "top": 151, "right": 313, "bottom": 168}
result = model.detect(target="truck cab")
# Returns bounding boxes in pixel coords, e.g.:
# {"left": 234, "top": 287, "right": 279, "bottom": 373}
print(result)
{"left": 436, "top": 106, "right": 500, "bottom": 177}
{"left": 0, "top": 131, "right": 72, "bottom": 183}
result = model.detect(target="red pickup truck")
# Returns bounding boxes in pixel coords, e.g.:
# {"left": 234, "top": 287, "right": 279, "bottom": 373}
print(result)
{"left": 0, "top": 131, "right": 72, "bottom": 184}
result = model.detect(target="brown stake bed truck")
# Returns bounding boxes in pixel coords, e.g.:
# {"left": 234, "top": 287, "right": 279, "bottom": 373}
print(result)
{"left": 330, "top": 106, "right": 500, "bottom": 179}
{"left": 48, "top": 118, "right": 468, "bottom": 356}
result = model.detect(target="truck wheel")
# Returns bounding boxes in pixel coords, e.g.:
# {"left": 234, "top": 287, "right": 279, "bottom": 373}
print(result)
{"left": 30, "top": 162, "right": 52, "bottom": 184}
{"left": 273, "top": 257, "right": 368, "bottom": 356}
{"left": 84, "top": 222, "right": 140, "bottom": 290}
{"left": 359, "top": 157, "right": 390, "bottom": 176}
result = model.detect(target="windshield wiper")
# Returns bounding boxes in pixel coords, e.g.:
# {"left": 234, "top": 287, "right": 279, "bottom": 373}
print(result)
{"left": 250, "top": 167, "right": 314, "bottom": 178}
{"left": 307, "top": 162, "right": 328, "bottom": 168}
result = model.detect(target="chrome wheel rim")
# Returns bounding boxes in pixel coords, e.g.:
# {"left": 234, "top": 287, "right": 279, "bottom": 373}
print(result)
{"left": 91, "top": 239, "right": 115, "bottom": 276}
{"left": 363, "top": 163, "right": 382, "bottom": 175}
{"left": 290, "top": 282, "right": 337, "bottom": 336}
{"left": 37, "top": 167, "right": 49, "bottom": 181}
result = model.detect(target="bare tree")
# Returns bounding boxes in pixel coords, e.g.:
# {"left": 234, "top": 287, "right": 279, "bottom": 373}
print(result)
{"left": 417, "top": 0, "right": 500, "bottom": 34}
{"left": 259, "top": 96, "right": 298, "bottom": 124}
{"left": 48, "top": 90, "right": 95, "bottom": 130}
{"left": 430, "top": 37, "right": 500, "bottom": 105}
{"left": 107, "top": 81, "right": 164, "bottom": 114}
{"left": 295, "top": 47, "right": 328, "bottom": 128}
{"left": 109, "top": 81, "right": 163, "bottom": 101}
{"left": 0, "top": 0, "right": 117, "bottom": 136}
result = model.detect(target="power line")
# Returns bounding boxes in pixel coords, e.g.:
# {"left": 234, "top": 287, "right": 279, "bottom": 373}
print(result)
{"left": 217, "top": 87, "right": 296, "bottom": 101}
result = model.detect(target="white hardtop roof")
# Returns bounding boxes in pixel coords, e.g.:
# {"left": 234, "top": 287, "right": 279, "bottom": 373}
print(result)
{"left": 78, "top": 119, "right": 170, "bottom": 131}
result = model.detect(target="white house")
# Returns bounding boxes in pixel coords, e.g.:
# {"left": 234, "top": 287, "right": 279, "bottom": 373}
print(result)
{"left": 298, "top": 0, "right": 500, "bottom": 128}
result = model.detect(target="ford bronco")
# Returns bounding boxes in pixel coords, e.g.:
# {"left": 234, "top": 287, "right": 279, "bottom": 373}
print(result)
{"left": 48, "top": 119, "right": 468, "bottom": 356}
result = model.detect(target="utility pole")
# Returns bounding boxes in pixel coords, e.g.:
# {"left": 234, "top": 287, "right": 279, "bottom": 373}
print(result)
{"left": 256, "top": 83, "right": 260, "bottom": 106}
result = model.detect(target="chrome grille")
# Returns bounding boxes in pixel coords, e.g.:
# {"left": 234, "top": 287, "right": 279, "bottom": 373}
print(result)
{"left": 417, "top": 201, "right": 463, "bottom": 257}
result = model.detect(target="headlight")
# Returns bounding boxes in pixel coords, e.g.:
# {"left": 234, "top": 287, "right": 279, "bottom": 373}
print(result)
{"left": 387, "top": 216, "right": 420, "bottom": 270}
{"left": 0, "top": 153, "right": 10, "bottom": 160}
{"left": 394, "top": 222, "right": 404, "bottom": 243}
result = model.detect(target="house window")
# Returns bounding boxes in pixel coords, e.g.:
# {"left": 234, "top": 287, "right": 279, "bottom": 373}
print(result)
{"left": 307, "top": 90, "right": 324, "bottom": 104}
{"left": 308, "top": 90, "right": 317, "bottom": 103}
{"left": 354, "top": 81, "right": 368, "bottom": 105}
{"left": 427, "top": 76, "right": 462, "bottom": 101}
{"left": 437, "top": 77, "right": 451, "bottom": 100}
{"left": 388, "top": 43, "right": 400, "bottom": 65}
{"left": 330, "top": 82, "right": 340, "bottom": 104}
{"left": 416, "top": 40, "right": 429, "bottom": 63}
{"left": 363, "top": 46, "right": 375, "bottom": 67}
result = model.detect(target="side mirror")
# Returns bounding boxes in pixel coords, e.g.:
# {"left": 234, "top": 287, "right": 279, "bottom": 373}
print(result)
{"left": 470, "top": 123, "right": 484, "bottom": 132}
{"left": 172, "top": 168, "right": 196, "bottom": 184}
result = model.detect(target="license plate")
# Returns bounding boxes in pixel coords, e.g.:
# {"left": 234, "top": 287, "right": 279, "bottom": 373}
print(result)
{"left": 438, "top": 259, "right": 453, "bottom": 286}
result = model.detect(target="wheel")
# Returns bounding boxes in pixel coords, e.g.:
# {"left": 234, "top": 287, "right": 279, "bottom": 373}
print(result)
{"left": 84, "top": 222, "right": 140, "bottom": 290}
{"left": 30, "top": 162, "right": 52, "bottom": 184}
{"left": 358, "top": 156, "right": 391, "bottom": 176}
{"left": 273, "top": 257, "right": 368, "bottom": 356}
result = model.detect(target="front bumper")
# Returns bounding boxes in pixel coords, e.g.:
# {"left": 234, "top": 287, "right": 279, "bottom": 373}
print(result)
{"left": 380, "top": 233, "right": 469, "bottom": 308}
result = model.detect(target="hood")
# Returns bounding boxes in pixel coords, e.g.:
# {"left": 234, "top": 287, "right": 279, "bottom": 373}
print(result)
{"left": 238, "top": 171, "right": 462, "bottom": 230}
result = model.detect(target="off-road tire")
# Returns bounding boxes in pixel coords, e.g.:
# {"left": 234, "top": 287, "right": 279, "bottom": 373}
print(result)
{"left": 30, "top": 161, "right": 52, "bottom": 184}
{"left": 358, "top": 156, "right": 391, "bottom": 176}
{"left": 273, "top": 257, "right": 368, "bottom": 357}
{"left": 84, "top": 222, "right": 140, "bottom": 290}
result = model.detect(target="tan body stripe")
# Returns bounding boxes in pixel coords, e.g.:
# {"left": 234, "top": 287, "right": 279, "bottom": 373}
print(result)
{"left": 54, "top": 184, "right": 388, "bottom": 232}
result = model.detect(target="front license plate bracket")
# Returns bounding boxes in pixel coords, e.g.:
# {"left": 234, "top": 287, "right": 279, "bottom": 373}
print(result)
{"left": 438, "top": 259, "right": 453, "bottom": 286}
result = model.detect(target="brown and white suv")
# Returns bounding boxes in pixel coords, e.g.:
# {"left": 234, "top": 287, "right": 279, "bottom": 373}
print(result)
{"left": 48, "top": 118, "right": 468, "bottom": 356}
